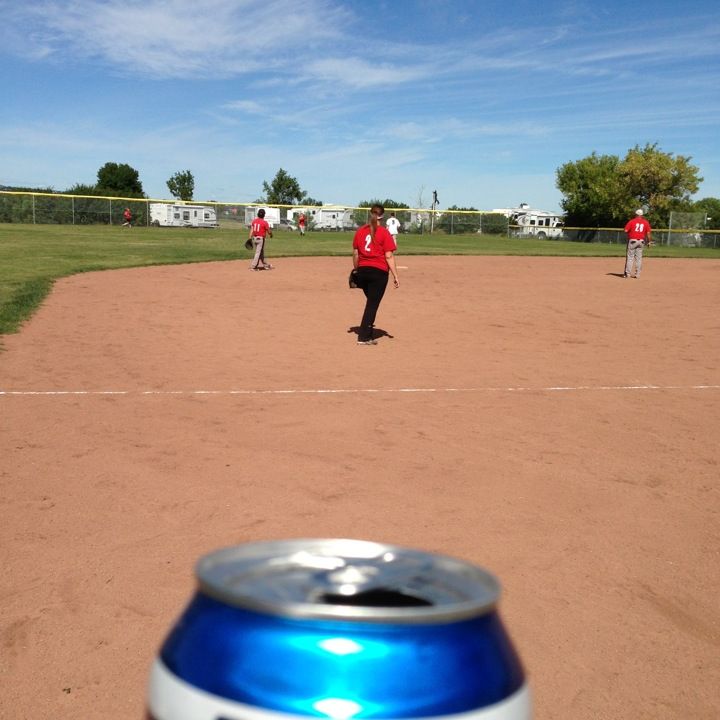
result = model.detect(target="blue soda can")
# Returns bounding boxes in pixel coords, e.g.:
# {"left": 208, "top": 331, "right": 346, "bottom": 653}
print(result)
{"left": 148, "top": 539, "right": 531, "bottom": 720}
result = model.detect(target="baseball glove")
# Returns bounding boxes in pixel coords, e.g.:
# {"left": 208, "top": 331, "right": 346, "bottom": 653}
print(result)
{"left": 244, "top": 238, "right": 253, "bottom": 250}
{"left": 348, "top": 269, "right": 360, "bottom": 289}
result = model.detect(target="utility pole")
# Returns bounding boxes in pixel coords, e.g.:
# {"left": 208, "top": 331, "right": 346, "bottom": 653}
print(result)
{"left": 430, "top": 190, "right": 438, "bottom": 233}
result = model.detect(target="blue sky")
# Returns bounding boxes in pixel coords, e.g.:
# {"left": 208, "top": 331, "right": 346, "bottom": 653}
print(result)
{"left": 1, "top": 0, "right": 718, "bottom": 212}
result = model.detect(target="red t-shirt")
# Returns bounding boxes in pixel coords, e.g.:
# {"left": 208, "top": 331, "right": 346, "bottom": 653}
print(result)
{"left": 251, "top": 218, "right": 270, "bottom": 237}
{"left": 298, "top": 215, "right": 306, "bottom": 227}
{"left": 353, "top": 224, "right": 397, "bottom": 271}
{"left": 624, "top": 217, "right": 651, "bottom": 240}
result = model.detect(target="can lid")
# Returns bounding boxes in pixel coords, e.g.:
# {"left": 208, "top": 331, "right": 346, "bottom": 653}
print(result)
{"left": 196, "top": 539, "right": 500, "bottom": 623}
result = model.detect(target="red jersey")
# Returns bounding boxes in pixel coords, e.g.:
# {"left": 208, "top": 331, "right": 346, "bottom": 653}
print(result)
{"left": 251, "top": 217, "right": 270, "bottom": 237}
{"left": 624, "top": 217, "right": 651, "bottom": 240}
{"left": 123, "top": 209, "right": 131, "bottom": 220}
{"left": 298, "top": 214, "right": 306, "bottom": 227}
{"left": 353, "top": 224, "right": 397, "bottom": 271}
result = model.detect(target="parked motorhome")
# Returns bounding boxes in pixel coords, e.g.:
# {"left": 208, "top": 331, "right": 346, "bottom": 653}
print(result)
{"left": 493, "top": 203, "right": 564, "bottom": 239}
{"left": 150, "top": 203, "right": 218, "bottom": 228}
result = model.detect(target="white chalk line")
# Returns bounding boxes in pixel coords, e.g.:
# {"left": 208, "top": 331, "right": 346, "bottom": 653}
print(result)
{"left": 1, "top": 384, "right": 719, "bottom": 397}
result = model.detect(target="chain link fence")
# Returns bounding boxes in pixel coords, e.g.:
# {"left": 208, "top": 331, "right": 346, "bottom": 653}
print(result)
{"left": 0, "top": 192, "right": 150, "bottom": 226}
{"left": 561, "top": 227, "right": 719, "bottom": 248}
{"left": 1, "top": 191, "right": 718, "bottom": 247}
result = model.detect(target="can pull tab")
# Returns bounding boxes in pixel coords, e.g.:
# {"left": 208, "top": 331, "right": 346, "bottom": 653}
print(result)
{"left": 320, "top": 566, "right": 433, "bottom": 607}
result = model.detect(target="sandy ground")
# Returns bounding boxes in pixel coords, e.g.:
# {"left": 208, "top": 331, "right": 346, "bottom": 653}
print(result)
{"left": 1, "top": 255, "right": 719, "bottom": 720}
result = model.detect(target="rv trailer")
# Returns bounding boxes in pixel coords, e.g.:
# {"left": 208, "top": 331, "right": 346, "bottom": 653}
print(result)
{"left": 295, "top": 205, "right": 354, "bottom": 231}
{"left": 150, "top": 203, "right": 218, "bottom": 228}
{"left": 244, "top": 206, "right": 282, "bottom": 228}
{"left": 493, "top": 203, "right": 564, "bottom": 239}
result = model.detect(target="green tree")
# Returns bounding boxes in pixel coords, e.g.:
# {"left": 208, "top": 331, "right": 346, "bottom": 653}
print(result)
{"left": 692, "top": 197, "right": 720, "bottom": 230}
{"left": 619, "top": 143, "right": 701, "bottom": 224}
{"left": 167, "top": 170, "right": 194, "bottom": 201}
{"left": 262, "top": 168, "right": 307, "bottom": 205}
{"left": 479, "top": 213, "right": 509, "bottom": 234}
{"left": 556, "top": 145, "right": 703, "bottom": 227}
{"left": 2, "top": 184, "right": 55, "bottom": 193}
{"left": 437, "top": 205, "right": 482, "bottom": 234}
{"left": 96, "top": 162, "right": 144, "bottom": 197}
{"left": 63, "top": 184, "right": 113, "bottom": 225}
{"left": 0, "top": 193, "right": 35, "bottom": 223}
{"left": 65, "top": 183, "right": 102, "bottom": 196}
{"left": 556, "top": 152, "right": 624, "bottom": 226}
{"left": 352, "top": 198, "right": 410, "bottom": 227}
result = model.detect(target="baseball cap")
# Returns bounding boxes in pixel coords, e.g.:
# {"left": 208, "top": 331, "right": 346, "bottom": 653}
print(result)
{"left": 635, "top": 209, "right": 644, "bottom": 216}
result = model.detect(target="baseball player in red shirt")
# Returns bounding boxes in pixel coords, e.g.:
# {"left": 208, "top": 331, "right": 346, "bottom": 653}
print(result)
{"left": 623, "top": 209, "right": 652, "bottom": 278}
{"left": 248, "top": 208, "right": 274, "bottom": 271}
{"left": 352, "top": 203, "right": 400, "bottom": 345}
{"left": 297, "top": 213, "right": 306, "bottom": 236}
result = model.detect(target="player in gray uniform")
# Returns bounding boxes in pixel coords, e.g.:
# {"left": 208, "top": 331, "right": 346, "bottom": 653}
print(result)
{"left": 623, "top": 209, "right": 652, "bottom": 278}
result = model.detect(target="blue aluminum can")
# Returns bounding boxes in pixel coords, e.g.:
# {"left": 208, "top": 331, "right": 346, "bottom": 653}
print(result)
{"left": 148, "top": 539, "right": 531, "bottom": 720}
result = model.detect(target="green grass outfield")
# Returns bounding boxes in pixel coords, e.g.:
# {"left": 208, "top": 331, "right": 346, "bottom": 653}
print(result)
{"left": 1, "top": 223, "right": 718, "bottom": 337}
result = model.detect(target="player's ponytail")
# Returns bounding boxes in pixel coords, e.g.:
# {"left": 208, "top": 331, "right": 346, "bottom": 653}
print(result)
{"left": 369, "top": 203, "right": 384, "bottom": 243}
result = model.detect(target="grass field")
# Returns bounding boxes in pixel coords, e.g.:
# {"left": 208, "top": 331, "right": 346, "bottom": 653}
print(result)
{"left": 1, "top": 223, "right": 719, "bottom": 336}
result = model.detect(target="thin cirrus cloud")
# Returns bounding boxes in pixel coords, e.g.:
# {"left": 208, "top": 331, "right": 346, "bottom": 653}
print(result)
{"left": 383, "top": 119, "right": 549, "bottom": 145}
{"left": 222, "top": 100, "right": 265, "bottom": 115}
{"left": 301, "top": 57, "right": 431, "bottom": 88}
{"left": 1, "top": 0, "right": 442, "bottom": 90}
{"left": 1, "top": 0, "right": 353, "bottom": 78}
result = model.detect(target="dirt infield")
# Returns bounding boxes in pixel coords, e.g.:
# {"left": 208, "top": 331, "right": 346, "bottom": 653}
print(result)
{"left": 1, "top": 255, "right": 719, "bottom": 720}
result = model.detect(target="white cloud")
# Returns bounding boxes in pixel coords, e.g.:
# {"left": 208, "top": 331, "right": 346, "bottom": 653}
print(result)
{"left": 301, "top": 57, "right": 429, "bottom": 88}
{"left": 3, "top": 0, "right": 353, "bottom": 78}
{"left": 383, "top": 118, "right": 549, "bottom": 144}
{"left": 223, "top": 100, "right": 265, "bottom": 114}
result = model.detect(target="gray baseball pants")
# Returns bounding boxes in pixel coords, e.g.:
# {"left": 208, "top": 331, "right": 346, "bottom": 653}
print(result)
{"left": 251, "top": 237, "right": 266, "bottom": 269}
{"left": 624, "top": 240, "right": 644, "bottom": 277}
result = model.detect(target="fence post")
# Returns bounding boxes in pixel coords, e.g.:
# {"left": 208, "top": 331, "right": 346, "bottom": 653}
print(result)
{"left": 109, "top": 199, "right": 112, "bottom": 225}
{"left": 32, "top": 194, "right": 36, "bottom": 224}
{"left": 72, "top": 196, "right": 75, "bottom": 225}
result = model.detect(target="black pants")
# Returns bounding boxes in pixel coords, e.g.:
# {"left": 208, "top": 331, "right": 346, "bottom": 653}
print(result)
{"left": 356, "top": 267, "right": 389, "bottom": 341}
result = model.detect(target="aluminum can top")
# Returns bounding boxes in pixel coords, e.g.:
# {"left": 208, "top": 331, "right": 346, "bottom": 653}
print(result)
{"left": 197, "top": 538, "right": 500, "bottom": 624}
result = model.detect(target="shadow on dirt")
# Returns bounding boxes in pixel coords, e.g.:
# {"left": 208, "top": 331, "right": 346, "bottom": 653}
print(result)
{"left": 347, "top": 326, "right": 394, "bottom": 340}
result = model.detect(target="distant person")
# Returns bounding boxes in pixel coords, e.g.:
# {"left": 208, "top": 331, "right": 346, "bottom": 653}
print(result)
{"left": 623, "top": 209, "right": 652, "bottom": 278}
{"left": 248, "top": 209, "right": 274, "bottom": 271}
{"left": 386, "top": 212, "right": 401, "bottom": 245}
{"left": 352, "top": 203, "right": 399, "bottom": 345}
{"left": 122, "top": 207, "right": 132, "bottom": 227}
{"left": 298, "top": 213, "right": 306, "bottom": 236}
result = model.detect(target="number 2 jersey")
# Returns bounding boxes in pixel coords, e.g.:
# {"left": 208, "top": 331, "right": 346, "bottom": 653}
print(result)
{"left": 353, "top": 224, "right": 397, "bottom": 271}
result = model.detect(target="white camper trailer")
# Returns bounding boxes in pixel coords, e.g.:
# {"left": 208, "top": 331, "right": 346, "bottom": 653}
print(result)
{"left": 494, "top": 203, "right": 564, "bottom": 239}
{"left": 244, "top": 206, "right": 282, "bottom": 228}
{"left": 150, "top": 203, "right": 218, "bottom": 228}
{"left": 293, "top": 205, "right": 354, "bottom": 231}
